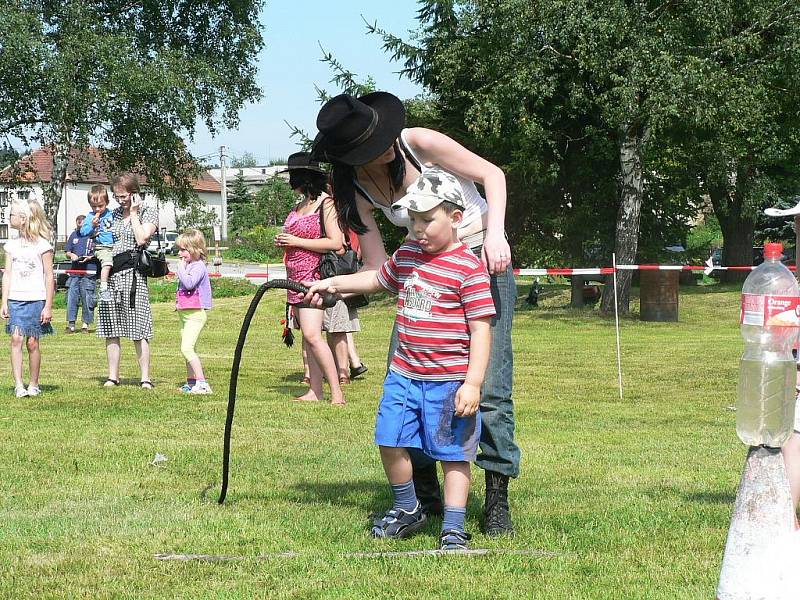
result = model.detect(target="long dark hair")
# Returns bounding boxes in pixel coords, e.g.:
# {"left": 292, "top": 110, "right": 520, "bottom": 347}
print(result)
{"left": 330, "top": 142, "right": 406, "bottom": 235}
{"left": 290, "top": 169, "right": 328, "bottom": 200}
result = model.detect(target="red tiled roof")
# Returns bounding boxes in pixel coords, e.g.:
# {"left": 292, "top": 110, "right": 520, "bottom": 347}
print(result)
{"left": 0, "top": 147, "right": 220, "bottom": 193}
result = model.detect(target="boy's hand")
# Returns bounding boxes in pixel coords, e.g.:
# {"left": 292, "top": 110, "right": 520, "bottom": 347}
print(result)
{"left": 454, "top": 383, "right": 481, "bottom": 417}
{"left": 92, "top": 214, "right": 100, "bottom": 227}
{"left": 0, "top": 303, "right": 8, "bottom": 319}
{"left": 40, "top": 306, "right": 52, "bottom": 325}
{"left": 303, "top": 279, "right": 341, "bottom": 307}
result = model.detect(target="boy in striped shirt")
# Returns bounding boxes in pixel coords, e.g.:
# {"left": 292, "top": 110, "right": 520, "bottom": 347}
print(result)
{"left": 306, "top": 167, "right": 495, "bottom": 550}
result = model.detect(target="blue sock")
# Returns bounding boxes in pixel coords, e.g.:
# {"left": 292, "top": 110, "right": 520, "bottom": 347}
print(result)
{"left": 391, "top": 480, "right": 418, "bottom": 512}
{"left": 442, "top": 506, "right": 466, "bottom": 532}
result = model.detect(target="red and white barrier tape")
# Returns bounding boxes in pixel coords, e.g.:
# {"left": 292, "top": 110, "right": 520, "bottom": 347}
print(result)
{"left": 45, "top": 262, "right": 793, "bottom": 280}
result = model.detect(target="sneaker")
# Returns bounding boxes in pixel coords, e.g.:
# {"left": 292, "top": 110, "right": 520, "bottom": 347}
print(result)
{"left": 64, "top": 326, "right": 76, "bottom": 334}
{"left": 26, "top": 385, "right": 41, "bottom": 397}
{"left": 439, "top": 529, "right": 471, "bottom": 551}
{"left": 99, "top": 288, "right": 112, "bottom": 302}
{"left": 81, "top": 325, "right": 90, "bottom": 334}
{"left": 189, "top": 381, "right": 213, "bottom": 394}
{"left": 370, "top": 502, "right": 427, "bottom": 539}
{"left": 178, "top": 383, "right": 193, "bottom": 393}
{"left": 14, "top": 385, "right": 28, "bottom": 398}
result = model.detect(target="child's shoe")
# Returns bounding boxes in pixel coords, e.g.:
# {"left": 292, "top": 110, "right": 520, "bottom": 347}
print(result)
{"left": 99, "top": 288, "right": 112, "bottom": 302}
{"left": 14, "top": 385, "right": 28, "bottom": 398}
{"left": 26, "top": 385, "right": 41, "bottom": 397}
{"left": 178, "top": 383, "right": 193, "bottom": 393}
{"left": 189, "top": 381, "right": 213, "bottom": 395}
{"left": 439, "top": 529, "right": 471, "bottom": 551}
{"left": 370, "top": 501, "right": 427, "bottom": 539}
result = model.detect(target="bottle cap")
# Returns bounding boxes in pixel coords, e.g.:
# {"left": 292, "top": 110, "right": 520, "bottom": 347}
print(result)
{"left": 764, "top": 242, "right": 783, "bottom": 260}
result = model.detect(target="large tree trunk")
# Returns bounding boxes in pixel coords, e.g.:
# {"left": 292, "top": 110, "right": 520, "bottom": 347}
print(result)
{"left": 42, "top": 142, "right": 69, "bottom": 245}
{"left": 601, "top": 124, "right": 649, "bottom": 315}
{"left": 708, "top": 165, "right": 755, "bottom": 284}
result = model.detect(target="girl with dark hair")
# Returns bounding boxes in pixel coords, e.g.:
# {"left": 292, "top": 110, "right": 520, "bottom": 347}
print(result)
{"left": 311, "top": 92, "right": 519, "bottom": 535}
{"left": 276, "top": 152, "right": 346, "bottom": 405}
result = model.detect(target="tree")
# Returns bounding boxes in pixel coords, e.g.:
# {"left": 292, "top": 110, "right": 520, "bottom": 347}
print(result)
{"left": 175, "top": 197, "right": 219, "bottom": 242}
{"left": 374, "top": 0, "right": 800, "bottom": 309}
{"left": 0, "top": 0, "right": 263, "bottom": 239}
{"left": 227, "top": 172, "right": 253, "bottom": 236}
{"left": 255, "top": 176, "right": 296, "bottom": 226}
{"left": 231, "top": 152, "right": 258, "bottom": 168}
{"left": 0, "top": 142, "right": 19, "bottom": 169}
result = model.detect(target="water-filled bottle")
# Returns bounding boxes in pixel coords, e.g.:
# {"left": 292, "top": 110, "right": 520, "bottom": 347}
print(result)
{"left": 737, "top": 242, "right": 800, "bottom": 447}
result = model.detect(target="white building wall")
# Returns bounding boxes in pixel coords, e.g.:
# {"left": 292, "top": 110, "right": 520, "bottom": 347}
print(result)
{"left": 0, "top": 183, "right": 222, "bottom": 243}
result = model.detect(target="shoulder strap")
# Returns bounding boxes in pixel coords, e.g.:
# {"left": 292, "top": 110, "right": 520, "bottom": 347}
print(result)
{"left": 398, "top": 129, "right": 423, "bottom": 172}
{"left": 352, "top": 178, "right": 377, "bottom": 207}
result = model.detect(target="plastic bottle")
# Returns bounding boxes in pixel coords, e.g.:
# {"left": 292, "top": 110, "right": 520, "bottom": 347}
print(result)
{"left": 737, "top": 242, "right": 800, "bottom": 447}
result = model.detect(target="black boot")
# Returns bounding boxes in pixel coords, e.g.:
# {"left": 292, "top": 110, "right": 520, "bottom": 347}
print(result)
{"left": 412, "top": 462, "right": 444, "bottom": 517}
{"left": 484, "top": 471, "right": 514, "bottom": 535}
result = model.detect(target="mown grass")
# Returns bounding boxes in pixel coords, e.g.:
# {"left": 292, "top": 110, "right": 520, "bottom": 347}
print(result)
{"left": 0, "top": 280, "right": 749, "bottom": 598}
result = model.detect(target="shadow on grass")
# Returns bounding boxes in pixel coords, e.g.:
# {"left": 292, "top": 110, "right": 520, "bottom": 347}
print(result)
{"left": 288, "top": 478, "right": 387, "bottom": 513}
{"left": 684, "top": 490, "right": 736, "bottom": 504}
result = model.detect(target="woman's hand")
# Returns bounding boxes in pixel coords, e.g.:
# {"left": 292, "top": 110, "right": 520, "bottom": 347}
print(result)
{"left": 130, "top": 194, "right": 142, "bottom": 214}
{"left": 274, "top": 232, "right": 299, "bottom": 248}
{"left": 40, "top": 306, "right": 52, "bottom": 325}
{"left": 0, "top": 303, "right": 7, "bottom": 319}
{"left": 481, "top": 230, "right": 512, "bottom": 274}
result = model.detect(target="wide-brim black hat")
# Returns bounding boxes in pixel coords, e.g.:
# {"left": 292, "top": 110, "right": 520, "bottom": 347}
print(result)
{"left": 278, "top": 152, "right": 327, "bottom": 174}
{"left": 311, "top": 92, "right": 405, "bottom": 166}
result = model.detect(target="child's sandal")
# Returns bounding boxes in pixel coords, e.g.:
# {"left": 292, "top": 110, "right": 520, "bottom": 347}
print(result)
{"left": 103, "top": 378, "right": 120, "bottom": 387}
{"left": 140, "top": 380, "right": 154, "bottom": 390}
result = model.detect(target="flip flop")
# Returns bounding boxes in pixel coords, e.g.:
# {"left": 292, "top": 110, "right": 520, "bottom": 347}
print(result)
{"left": 140, "top": 380, "right": 154, "bottom": 390}
{"left": 104, "top": 379, "right": 120, "bottom": 387}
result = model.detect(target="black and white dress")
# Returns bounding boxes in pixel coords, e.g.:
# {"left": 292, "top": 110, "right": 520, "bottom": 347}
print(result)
{"left": 96, "top": 206, "right": 158, "bottom": 341}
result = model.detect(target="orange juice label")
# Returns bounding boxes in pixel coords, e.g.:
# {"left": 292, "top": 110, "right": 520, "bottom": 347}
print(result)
{"left": 741, "top": 294, "right": 800, "bottom": 326}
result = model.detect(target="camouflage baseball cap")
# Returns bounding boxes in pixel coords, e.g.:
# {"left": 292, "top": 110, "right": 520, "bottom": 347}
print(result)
{"left": 392, "top": 166, "right": 465, "bottom": 213}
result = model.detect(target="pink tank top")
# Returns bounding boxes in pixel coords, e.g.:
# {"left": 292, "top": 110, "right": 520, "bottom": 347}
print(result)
{"left": 283, "top": 208, "right": 322, "bottom": 304}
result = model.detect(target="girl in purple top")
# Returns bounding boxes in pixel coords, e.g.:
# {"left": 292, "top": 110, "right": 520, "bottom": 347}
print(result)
{"left": 175, "top": 229, "right": 213, "bottom": 394}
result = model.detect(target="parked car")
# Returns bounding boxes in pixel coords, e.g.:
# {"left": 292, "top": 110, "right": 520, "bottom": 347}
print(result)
{"left": 148, "top": 230, "right": 180, "bottom": 255}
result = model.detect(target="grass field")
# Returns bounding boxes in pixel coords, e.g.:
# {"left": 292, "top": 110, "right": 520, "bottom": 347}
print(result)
{"left": 0, "top": 279, "right": 751, "bottom": 598}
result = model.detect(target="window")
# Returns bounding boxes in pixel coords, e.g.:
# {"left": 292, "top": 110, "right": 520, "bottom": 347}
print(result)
{"left": 17, "top": 190, "right": 30, "bottom": 200}
{"left": 0, "top": 225, "right": 7, "bottom": 239}
{"left": 0, "top": 191, "right": 7, "bottom": 207}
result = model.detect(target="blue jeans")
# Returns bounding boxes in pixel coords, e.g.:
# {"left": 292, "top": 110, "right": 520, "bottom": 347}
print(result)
{"left": 388, "top": 254, "right": 521, "bottom": 478}
{"left": 66, "top": 276, "right": 96, "bottom": 326}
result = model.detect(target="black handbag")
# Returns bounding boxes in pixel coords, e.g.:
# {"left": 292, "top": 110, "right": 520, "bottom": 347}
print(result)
{"left": 136, "top": 233, "right": 169, "bottom": 278}
{"left": 318, "top": 201, "right": 368, "bottom": 307}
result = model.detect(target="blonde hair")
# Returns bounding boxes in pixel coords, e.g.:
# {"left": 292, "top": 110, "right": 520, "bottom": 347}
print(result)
{"left": 12, "top": 198, "right": 52, "bottom": 241}
{"left": 88, "top": 184, "right": 109, "bottom": 206}
{"left": 177, "top": 229, "right": 208, "bottom": 261}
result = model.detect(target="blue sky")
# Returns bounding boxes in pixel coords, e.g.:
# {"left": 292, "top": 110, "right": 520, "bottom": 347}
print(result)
{"left": 188, "top": 1, "right": 424, "bottom": 165}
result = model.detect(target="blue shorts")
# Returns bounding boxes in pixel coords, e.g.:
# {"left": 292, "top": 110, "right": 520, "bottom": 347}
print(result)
{"left": 375, "top": 370, "right": 481, "bottom": 462}
{"left": 5, "top": 300, "right": 53, "bottom": 338}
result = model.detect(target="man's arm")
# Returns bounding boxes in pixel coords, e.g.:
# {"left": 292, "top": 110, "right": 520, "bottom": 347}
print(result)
{"left": 454, "top": 317, "right": 492, "bottom": 417}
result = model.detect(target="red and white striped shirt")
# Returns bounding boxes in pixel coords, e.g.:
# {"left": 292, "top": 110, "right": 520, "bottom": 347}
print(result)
{"left": 378, "top": 242, "right": 496, "bottom": 381}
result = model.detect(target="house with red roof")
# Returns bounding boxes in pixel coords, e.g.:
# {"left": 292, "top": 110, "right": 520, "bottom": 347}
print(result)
{"left": 0, "top": 147, "right": 223, "bottom": 243}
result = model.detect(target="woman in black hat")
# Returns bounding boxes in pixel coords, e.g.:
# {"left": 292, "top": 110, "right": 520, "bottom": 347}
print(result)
{"left": 312, "top": 92, "right": 519, "bottom": 535}
{"left": 275, "top": 152, "right": 346, "bottom": 405}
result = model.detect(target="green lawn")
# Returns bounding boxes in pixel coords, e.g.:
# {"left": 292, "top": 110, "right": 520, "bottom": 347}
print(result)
{"left": 0, "top": 280, "right": 749, "bottom": 598}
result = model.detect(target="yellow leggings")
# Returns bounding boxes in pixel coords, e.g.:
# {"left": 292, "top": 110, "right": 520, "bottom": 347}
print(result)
{"left": 179, "top": 309, "right": 207, "bottom": 363}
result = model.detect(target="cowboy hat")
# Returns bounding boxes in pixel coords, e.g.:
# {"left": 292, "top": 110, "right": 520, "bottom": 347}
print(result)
{"left": 278, "top": 152, "right": 327, "bottom": 174}
{"left": 311, "top": 92, "right": 405, "bottom": 166}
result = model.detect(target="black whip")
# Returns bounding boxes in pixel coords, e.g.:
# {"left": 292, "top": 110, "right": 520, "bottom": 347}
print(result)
{"left": 218, "top": 278, "right": 336, "bottom": 504}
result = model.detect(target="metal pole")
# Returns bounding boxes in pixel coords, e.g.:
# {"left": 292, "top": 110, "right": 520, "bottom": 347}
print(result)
{"left": 612, "top": 252, "right": 623, "bottom": 400}
{"left": 220, "top": 145, "right": 228, "bottom": 242}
